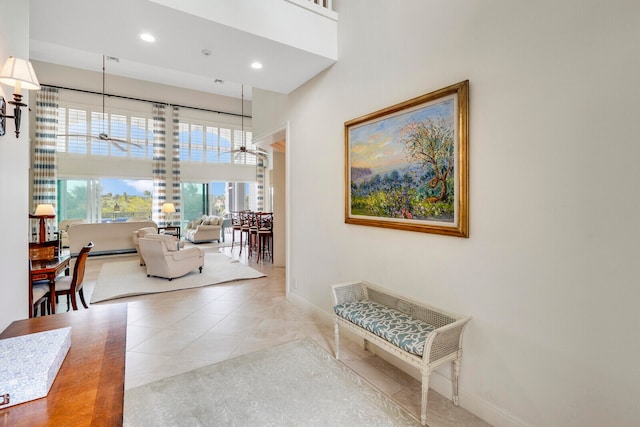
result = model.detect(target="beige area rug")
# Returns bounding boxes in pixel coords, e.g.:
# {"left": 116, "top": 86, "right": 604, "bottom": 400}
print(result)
{"left": 91, "top": 252, "right": 264, "bottom": 303}
{"left": 124, "top": 338, "right": 420, "bottom": 426}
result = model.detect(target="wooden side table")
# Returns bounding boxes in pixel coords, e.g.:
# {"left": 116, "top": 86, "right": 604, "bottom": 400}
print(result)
{"left": 158, "top": 225, "right": 181, "bottom": 239}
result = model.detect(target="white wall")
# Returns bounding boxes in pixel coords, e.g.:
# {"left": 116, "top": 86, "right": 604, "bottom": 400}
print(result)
{"left": 253, "top": 1, "right": 640, "bottom": 426}
{"left": 0, "top": 0, "right": 31, "bottom": 329}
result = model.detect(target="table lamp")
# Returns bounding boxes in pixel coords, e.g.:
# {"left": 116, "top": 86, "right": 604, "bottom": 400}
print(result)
{"left": 161, "top": 202, "right": 176, "bottom": 226}
{"left": 30, "top": 204, "right": 56, "bottom": 242}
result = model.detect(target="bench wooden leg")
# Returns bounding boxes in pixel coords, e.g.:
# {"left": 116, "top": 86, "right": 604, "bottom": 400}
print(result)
{"left": 421, "top": 370, "right": 431, "bottom": 426}
{"left": 452, "top": 358, "right": 461, "bottom": 406}
{"left": 334, "top": 320, "right": 340, "bottom": 360}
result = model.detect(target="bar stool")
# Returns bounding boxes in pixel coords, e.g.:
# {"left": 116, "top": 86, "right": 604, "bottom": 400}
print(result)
{"left": 256, "top": 212, "right": 273, "bottom": 263}
{"left": 230, "top": 211, "right": 242, "bottom": 251}
{"left": 239, "top": 210, "right": 253, "bottom": 255}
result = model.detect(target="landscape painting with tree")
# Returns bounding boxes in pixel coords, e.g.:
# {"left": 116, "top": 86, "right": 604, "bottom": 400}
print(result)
{"left": 345, "top": 80, "right": 468, "bottom": 237}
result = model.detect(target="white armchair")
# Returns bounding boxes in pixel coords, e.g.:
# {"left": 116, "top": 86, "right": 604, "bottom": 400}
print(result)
{"left": 132, "top": 227, "right": 178, "bottom": 266}
{"left": 138, "top": 237, "right": 204, "bottom": 280}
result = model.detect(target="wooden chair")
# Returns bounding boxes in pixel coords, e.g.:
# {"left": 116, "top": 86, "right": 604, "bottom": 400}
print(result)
{"left": 29, "top": 259, "right": 50, "bottom": 317}
{"left": 53, "top": 242, "right": 94, "bottom": 311}
{"left": 239, "top": 210, "right": 254, "bottom": 255}
{"left": 256, "top": 212, "right": 273, "bottom": 263}
{"left": 230, "top": 211, "right": 242, "bottom": 250}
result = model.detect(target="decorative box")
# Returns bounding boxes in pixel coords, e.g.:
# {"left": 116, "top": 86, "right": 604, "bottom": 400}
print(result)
{"left": 0, "top": 327, "right": 71, "bottom": 409}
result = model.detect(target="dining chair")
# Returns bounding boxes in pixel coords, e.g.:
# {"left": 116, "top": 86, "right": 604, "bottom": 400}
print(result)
{"left": 29, "top": 237, "right": 60, "bottom": 261}
{"left": 29, "top": 259, "right": 50, "bottom": 317}
{"left": 53, "top": 242, "right": 94, "bottom": 311}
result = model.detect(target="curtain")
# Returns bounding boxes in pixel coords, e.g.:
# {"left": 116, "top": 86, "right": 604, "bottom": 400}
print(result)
{"left": 32, "top": 87, "right": 59, "bottom": 240}
{"left": 256, "top": 156, "right": 265, "bottom": 212}
{"left": 170, "top": 106, "right": 181, "bottom": 222}
{"left": 152, "top": 103, "right": 167, "bottom": 225}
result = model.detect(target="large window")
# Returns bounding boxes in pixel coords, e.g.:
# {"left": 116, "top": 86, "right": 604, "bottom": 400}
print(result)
{"left": 179, "top": 121, "right": 255, "bottom": 165}
{"left": 58, "top": 178, "right": 153, "bottom": 222}
{"left": 56, "top": 106, "right": 154, "bottom": 158}
{"left": 182, "top": 181, "right": 251, "bottom": 223}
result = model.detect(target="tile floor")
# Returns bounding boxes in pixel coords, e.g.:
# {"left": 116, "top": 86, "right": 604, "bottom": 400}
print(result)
{"left": 65, "top": 244, "right": 490, "bottom": 427}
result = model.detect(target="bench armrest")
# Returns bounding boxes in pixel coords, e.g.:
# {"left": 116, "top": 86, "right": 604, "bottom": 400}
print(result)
{"left": 330, "top": 281, "right": 368, "bottom": 306}
{"left": 423, "top": 316, "right": 471, "bottom": 363}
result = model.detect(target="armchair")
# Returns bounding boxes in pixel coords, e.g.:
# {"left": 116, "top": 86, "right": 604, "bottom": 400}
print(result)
{"left": 138, "top": 237, "right": 204, "bottom": 280}
{"left": 184, "top": 215, "right": 224, "bottom": 243}
{"left": 132, "top": 226, "right": 166, "bottom": 266}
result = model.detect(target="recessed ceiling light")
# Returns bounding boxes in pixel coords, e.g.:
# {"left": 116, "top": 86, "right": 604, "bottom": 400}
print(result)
{"left": 251, "top": 61, "right": 263, "bottom": 70}
{"left": 140, "top": 33, "right": 155, "bottom": 42}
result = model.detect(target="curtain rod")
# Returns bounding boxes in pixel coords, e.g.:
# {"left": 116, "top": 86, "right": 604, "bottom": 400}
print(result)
{"left": 42, "top": 84, "right": 252, "bottom": 119}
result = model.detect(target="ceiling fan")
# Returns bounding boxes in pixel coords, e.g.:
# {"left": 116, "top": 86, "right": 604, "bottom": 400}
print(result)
{"left": 225, "top": 84, "right": 266, "bottom": 158}
{"left": 58, "top": 55, "right": 141, "bottom": 151}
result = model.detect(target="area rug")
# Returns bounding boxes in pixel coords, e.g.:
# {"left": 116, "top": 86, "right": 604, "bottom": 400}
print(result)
{"left": 91, "top": 253, "right": 265, "bottom": 303}
{"left": 123, "top": 338, "right": 420, "bottom": 426}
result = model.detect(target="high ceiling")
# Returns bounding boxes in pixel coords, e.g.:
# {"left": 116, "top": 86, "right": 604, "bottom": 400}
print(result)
{"left": 28, "top": 0, "right": 337, "bottom": 100}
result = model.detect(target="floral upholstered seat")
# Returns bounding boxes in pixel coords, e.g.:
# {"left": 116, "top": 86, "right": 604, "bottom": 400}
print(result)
{"left": 334, "top": 300, "right": 435, "bottom": 356}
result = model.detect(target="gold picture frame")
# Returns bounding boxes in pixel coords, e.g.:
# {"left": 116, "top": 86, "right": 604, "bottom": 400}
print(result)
{"left": 345, "top": 80, "right": 469, "bottom": 237}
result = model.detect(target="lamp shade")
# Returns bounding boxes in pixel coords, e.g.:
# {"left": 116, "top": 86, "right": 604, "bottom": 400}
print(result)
{"left": 0, "top": 56, "right": 41, "bottom": 92}
{"left": 34, "top": 204, "right": 55, "bottom": 217}
{"left": 161, "top": 203, "right": 176, "bottom": 213}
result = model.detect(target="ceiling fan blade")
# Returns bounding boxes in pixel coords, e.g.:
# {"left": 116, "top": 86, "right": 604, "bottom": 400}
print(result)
{"left": 108, "top": 139, "right": 128, "bottom": 152}
{"left": 108, "top": 136, "right": 143, "bottom": 148}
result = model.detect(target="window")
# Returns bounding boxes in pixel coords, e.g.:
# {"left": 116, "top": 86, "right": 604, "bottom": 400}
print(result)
{"left": 179, "top": 120, "right": 255, "bottom": 165}
{"left": 181, "top": 181, "right": 249, "bottom": 222}
{"left": 56, "top": 105, "right": 154, "bottom": 158}
{"left": 58, "top": 178, "right": 153, "bottom": 223}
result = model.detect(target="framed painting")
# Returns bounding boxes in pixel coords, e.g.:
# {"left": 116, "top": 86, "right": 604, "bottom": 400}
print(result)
{"left": 345, "top": 80, "right": 469, "bottom": 237}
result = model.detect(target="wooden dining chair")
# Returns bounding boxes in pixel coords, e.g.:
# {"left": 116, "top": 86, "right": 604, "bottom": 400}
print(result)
{"left": 29, "top": 237, "right": 60, "bottom": 261}
{"left": 53, "top": 242, "right": 94, "bottom": 311}
{"left": 29, "top": 259, "right": 50, "bottom": 317}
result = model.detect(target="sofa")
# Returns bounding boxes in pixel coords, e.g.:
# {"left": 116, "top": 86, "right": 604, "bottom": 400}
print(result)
{"left": 58, "top": 219, "right": 87, "bottom": 248}
{"left": 67, "top": 220, "right": 157, "bottom": 256}
{"left": 184, "top": 215, "right": 224, "bottom": 243}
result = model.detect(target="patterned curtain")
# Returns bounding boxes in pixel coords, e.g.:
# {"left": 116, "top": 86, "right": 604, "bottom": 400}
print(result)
{"left": 256, "top": 156, "right": 265, "bottom": 212}
{"left": 33, "top": 86, "right": 59, "bottom": 211}
{"left": 170, "top": 106, "right": 181, "bottom": 223}
{"left": 152, "top": 103, "right": 167, "bottom": 225}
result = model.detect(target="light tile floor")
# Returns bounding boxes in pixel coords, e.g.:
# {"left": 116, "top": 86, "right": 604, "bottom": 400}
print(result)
{"left": 62, "top": 244, "right": 490, "bottom": 427}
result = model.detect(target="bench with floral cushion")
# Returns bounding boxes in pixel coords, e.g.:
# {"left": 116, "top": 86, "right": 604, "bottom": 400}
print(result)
{"left": 330, "top": 281, "right": 471, "bottom": 426}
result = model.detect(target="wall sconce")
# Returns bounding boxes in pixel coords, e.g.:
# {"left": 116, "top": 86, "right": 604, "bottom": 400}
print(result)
{"left": 0, "top": 56, "right": 41, "bottom": 138}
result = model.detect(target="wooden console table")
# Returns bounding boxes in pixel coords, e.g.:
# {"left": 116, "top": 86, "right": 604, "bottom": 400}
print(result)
{"left": 0, "top": 304, "right": 127, "bottom": 426}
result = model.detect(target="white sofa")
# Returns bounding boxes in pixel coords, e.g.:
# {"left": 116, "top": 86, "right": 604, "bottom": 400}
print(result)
{"left": 67, "top": 220, "right": 157, "bottom": 256}
{"left": 58, "top": 219, "right": 87, "bottom": 248}
{"left": 184, "top": 215, "right": 224, "bottom": 243}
